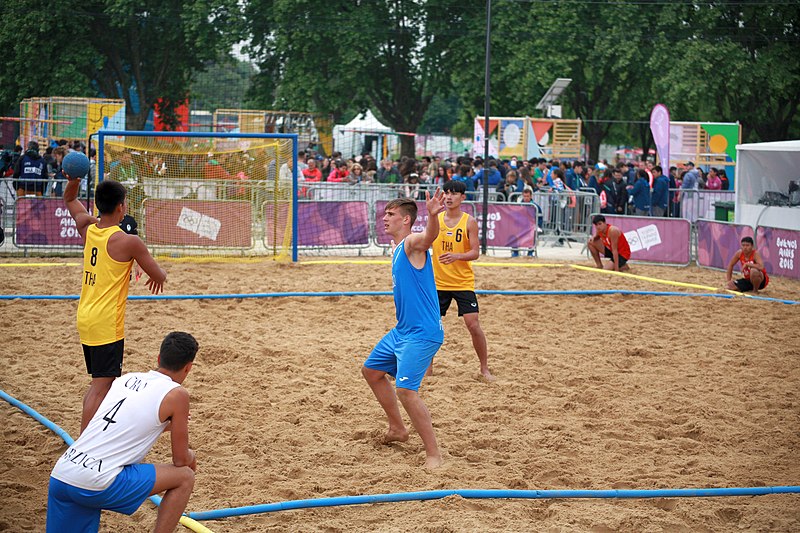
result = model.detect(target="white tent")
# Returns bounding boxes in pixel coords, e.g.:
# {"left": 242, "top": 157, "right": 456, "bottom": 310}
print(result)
{"left": 333, "top": 110, "right": 398, "bottom": 159}
{"left": 735, "top": 140, "right": 800, "bottom": 230}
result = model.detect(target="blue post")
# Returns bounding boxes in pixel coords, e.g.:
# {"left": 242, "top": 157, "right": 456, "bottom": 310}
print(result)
{"left": 292, "top": 134, "right": 299, "bottom": 262}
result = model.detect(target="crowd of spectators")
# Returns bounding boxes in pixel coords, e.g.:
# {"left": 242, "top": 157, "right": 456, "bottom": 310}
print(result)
{"left": 298, "top": 150, "right": 731, "bottom": 218}
{"left": 1, "top": 140, "right": 95, "bottom": 198}
{"left": 2, "top": 138, "right": 732, "bottom": 220}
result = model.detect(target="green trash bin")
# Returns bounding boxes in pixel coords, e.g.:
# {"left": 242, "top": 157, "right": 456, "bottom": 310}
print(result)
{"left": 714, "top": 201, "right": 735, "bottom": 222}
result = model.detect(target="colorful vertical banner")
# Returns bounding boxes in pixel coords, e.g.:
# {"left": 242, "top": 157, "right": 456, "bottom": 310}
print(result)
{"left": 650, "top": 104, "right": 670, "bottom": 170}
{"left": 498, "top": 119, "right": 525, "bottom": 158}
{"left": 473, "top": 118, "right": 498, "bottom": 158}
{"left": 701, "top": 123, "right": 738, "bottom": 161}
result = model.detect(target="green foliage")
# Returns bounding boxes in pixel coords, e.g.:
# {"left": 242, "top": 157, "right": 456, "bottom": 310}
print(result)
{"left": 190, "top": 56, "right": 257, "bottom": 111}
{"left": 246, "top": 0, "right": 466, "bottom": 155}
{"left": 244, "top": 0, "right": 370, "bottom": 122}
{"left": 419, "top": 93, "right": 463, "bottom": 135}
{"left": 0, "top": 0, "right": 95, "bottom": 116}
{"left": 83, "top": 0, "right": 245, "bottom": 129}
{"left": 2, "top": 0, "right": 797, "bottom": 148}
{"left": 0, "top": 0, "right": 244, "bottom": 130}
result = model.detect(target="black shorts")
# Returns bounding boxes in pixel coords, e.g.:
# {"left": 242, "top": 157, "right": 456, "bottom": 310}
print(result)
{"left": 604, "top": 247, "right": 629, "bottom": 267}
{"left": 734, "top": 277, "right": 767, "bottom": 292}
{"left": 83, "top": 339, "right": 124, "bottom": 378}
{"left": 438, "top": 290, "right": 479, "bottom": 316}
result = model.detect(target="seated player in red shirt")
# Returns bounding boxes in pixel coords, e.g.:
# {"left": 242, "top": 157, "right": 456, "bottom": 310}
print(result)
{"left": 725, "top": 236, "right": 769, "bottom": 294}
{"left": 588, "top": 214, "right": 631, "bottom": 272}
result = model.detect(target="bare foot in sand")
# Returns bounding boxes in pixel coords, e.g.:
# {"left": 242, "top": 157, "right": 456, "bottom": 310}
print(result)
{"left": 480, "top": 368, "right": 496, "bottom": 382}
{"left": 383, "top": 427, "right": 409, "bottom": 444}
{"left": 425, "top": 455, "right": 444, "bottom": 469}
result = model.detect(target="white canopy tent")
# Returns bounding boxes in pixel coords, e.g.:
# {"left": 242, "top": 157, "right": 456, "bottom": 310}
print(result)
{"left": 333, "top": 110, "right": 398, "bottom": 159}
{"left": 735, "top": 140, "right": 800, "bottom": 230}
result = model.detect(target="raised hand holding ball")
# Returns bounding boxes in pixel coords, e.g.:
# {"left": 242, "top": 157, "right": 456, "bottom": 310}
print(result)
{"left": 62, "top": 151, "right": 90, "bottom": 180}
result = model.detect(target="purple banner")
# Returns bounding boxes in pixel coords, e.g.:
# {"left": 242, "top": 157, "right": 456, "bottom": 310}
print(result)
{"left": 756, "top": 226, "right": 800, "bottom": 280}
{"left": 374, "top": 201, "right": 537, "bottom": 248}
{"left": 598, "top": 215, "right": 691, "bottom": 265}
{"left": 696, "top": 220, "right": 754, "bottom": 270}
{"left": 474, "top": 204, "right": 538, "bottom": 248}
{"left": 15, "top": 198, "right": 91, "bottom": 246}
{"left": 298, "top": 201, "right": 369, "bottom": 246}
{"left": 650, "top": 104, "right": 670, "bottom": 171}
{"left": 375, "top": 201, "right": 430, "bottom": 245}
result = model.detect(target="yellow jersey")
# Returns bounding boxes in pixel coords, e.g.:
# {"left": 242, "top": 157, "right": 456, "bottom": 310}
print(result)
{"left": 77, "top": 224, "right": 133, "bottom": 346}
{"left": 432, "top": 211, "right": 474, "bottom": 291}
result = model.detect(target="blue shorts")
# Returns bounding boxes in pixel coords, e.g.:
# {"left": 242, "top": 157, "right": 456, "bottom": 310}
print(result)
{"left": 364, "top": 329, "right": 442, "bottom": 391}
{"left": 47, "top": 463, "right": 156, "bottom": 532}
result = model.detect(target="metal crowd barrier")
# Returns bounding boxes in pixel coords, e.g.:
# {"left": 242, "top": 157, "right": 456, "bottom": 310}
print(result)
{"left": 507, "top": 188, "right": 599, "bottom": 247}
{"left": 0, "top": 178, "right": 595, "bottom": 256}
{"left": 670, "top": 189, "right": 735, "bottom": 223}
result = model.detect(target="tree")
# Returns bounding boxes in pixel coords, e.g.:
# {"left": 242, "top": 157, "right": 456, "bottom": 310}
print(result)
{"left": 190, "top": 56, "right": 258, "bottom": 112}
{"left": 450, "top": 1, "right": 656, "bottom": 162}
{"left": 245, "top": 0, "right": 371, "bottom": 125}
{"left": 85, "top": 0, "right": 244, "bottom": 130}
{"left": 650, "top": 2, "right": 800, "bottom": 143}
{"left": 0, "top": 0, "right": 96, "bottom": 116}
{"left": 0, "top": 1, "right": 244, "bottom": 131}
{"left": 246, "top": 0, "right": 466, "bottom": 157}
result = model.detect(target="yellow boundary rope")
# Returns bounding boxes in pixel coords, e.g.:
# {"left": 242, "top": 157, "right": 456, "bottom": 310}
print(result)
{"left": 0, "top": 259, "right": 752, "bottom": 299}
{"left": 568, "top": 264, "right": 747, "bottom": 297}
{"left": 0, "top": 262, "right": 80, "bottom": 267}
{"left": 178, "top": 516, "right": 215, "bottom": 533}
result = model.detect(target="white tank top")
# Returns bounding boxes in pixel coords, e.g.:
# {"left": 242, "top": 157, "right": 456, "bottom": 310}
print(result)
{"left": 51, "top": 371, "right": 180, "bottom": 490}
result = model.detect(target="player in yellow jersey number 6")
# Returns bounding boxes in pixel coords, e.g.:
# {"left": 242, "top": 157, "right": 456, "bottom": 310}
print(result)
{"left": 431, "top": 180, "right": 494, "bottom": 381}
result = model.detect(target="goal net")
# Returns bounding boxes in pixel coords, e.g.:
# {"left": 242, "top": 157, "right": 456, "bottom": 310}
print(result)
{"left": 98, "top": 130, "right": 298, "bottom": 260}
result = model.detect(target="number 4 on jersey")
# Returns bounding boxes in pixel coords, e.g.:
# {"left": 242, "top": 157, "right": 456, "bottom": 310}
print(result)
{"left": 102, "top": 398, "right": 125, "bottom": 431}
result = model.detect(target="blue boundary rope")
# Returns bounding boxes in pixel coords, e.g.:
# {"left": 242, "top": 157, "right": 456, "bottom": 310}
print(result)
{"left": 2, "top": 388, "right": 799, "bottom": 522}
{"left": 1, "top": 290, "right": 797, "bottom": 304}
{"left": 185, "top": 486, "right": 800, "bottom": 520}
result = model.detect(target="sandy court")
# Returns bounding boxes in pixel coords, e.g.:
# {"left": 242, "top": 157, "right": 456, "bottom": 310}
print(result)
{"left": 1, "top": 257, "right": 800, "bottom": 532}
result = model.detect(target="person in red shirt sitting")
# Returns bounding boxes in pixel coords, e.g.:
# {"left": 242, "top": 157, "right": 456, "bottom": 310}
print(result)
{"left": 588, "top": 214, "right": 631, "bottom": 271}
{"left": 327, "top": 160, "right": 349, "bottom": 182}
{"left": 300, "top": 158, "right": 323, "bottom": 197}
{"left": 725, "top": 236, "right": 769, "bottom": 293}
{"left": 204, "top": 159, "right": 231, "bottom": 180}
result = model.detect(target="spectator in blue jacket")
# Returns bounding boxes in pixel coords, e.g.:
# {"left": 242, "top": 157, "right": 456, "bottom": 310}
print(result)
{"left": 13, "top": 141, "right": 47, "bottom": 196}
{"left": 451, "top": 164, "right": 476, "bottom": 200}
{"left": 651, "top": 165, "right": 669, "bottom": 217}
{"left": 629, "top": 169, "right": 651, "bottom": 216}
{"left": 474, "top": 159, "right": 502, "bottom": 188}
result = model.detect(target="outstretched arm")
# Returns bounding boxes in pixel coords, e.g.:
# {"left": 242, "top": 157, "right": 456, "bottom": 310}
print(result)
{"left": 63, "top": 174, "right": 97, "bottom": 239}
{"left": 406, "top": 189, "right": 445, "bottom": 254}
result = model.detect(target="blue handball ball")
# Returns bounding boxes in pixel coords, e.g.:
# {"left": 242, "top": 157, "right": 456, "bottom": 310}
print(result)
{"left": 62, "top": 151, "right": 90, "bottom": 179}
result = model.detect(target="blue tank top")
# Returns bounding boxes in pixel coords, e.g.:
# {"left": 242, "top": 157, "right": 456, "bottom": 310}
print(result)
{"left": 392, "top": 240, "right": 444, "bottom": 343}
